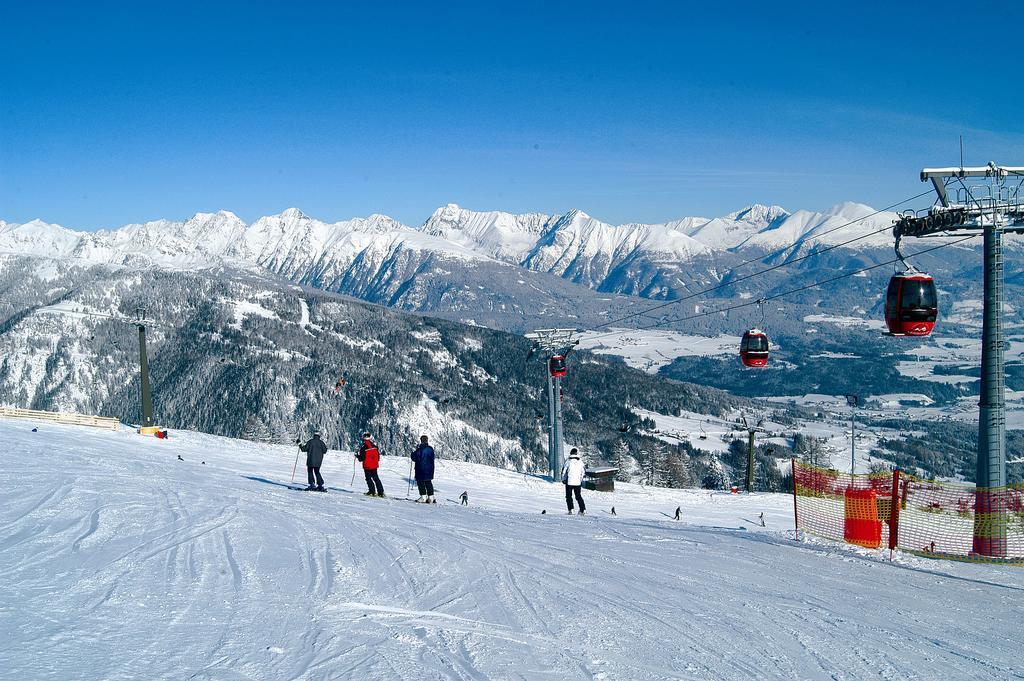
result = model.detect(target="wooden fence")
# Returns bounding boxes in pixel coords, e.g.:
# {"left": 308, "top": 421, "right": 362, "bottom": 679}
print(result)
{"left": 0, "top": 406, "right": 121, "bottom": 432}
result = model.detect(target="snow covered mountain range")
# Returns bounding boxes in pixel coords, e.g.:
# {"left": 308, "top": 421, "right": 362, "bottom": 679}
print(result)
{"left": 0, "top": 199, "right": 856, "bottom": 266}
{"left": 0, "top": 201, "right": 903, "bottom": 311}
{"left": 2, "top": 202, "right": 1016, "bottom": 482}
{"left": 0, "top": 200, "right": 903, "bottom": 269}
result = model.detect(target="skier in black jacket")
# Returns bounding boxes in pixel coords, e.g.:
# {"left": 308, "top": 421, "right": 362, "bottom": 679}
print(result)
{"left": 298, "top": 430, "right": 328, "bottom": 491}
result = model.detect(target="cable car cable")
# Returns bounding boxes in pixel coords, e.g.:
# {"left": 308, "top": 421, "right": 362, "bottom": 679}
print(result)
{"left": 726, "top": 188, "right": 938, "bottom": 274}
{"left": 593, "top": 188, "right": 942, "bottom": 331}
{"left": 593, "top": 198, "right": 937, "bottom": 333}
{"left": 584, "top": 234, "right": 978, "bottom": 341}
{"left": 620, "top": 234, "right": 975, "bottom": 337}
{"left": 610, "top": 245, "right": 955, "bottom": 341}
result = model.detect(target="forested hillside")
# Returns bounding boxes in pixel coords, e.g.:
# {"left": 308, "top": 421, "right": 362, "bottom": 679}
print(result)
{"left": 0, "top": 255, "right": 750, "bottom": 478}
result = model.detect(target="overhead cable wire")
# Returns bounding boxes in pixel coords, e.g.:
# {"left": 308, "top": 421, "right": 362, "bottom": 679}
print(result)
{"left": 726, "top": 188, "right": 938, "bottom": 272}
{"left": 33, "top": 307, "right": 171, "bottom": 328}
{"left": 593, "top": 189, "right": 939, "bottom": 332}
{"left": 584, "top": 234, "right": 978, "bottom": 343}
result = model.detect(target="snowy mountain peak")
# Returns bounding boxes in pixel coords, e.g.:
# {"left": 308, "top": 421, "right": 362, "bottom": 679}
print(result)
{"left": 196, "top": 209, "right": 242, "bottom": 221}
{"left": 420, "top": 204, "right": 557, "bottom": 263}
{"left": 438, "top": 203, "right": 463, "bottom": 218}
{"left": 562, "top": 208, "right": 592, "bottom": 222}
{"left": 22, "top": 218, "right": 64, "bottom": 229}
{"left": 184, "top": 210, "right": 246, "bottom": 230}
{"left": 278, "top": 207, "right": 307, "bottom": 220}
{"left": 0, "top": 218, "right": 83, "bottom": 258}
{"left": 347, "top": 213, "right": 407, "bottom": 234}
{"left": 741, "top": 201, "right": 897, "bottom": 251}
{"left": 825, "top": 201, "right": 876, "bottom": 219}
{"left": 726, "top": 204, "right": 789, "bottom": 228}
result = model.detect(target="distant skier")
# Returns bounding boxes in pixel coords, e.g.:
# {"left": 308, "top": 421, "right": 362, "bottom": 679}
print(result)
{"left": 411, "top": 435, "right": 436, "bottom": 504}
{"left": 298, "top": 430, "right": 328, "bottom": 491}
{"left": 561, "top": 448, "right": 587, "bottom": 515}
{"left": 357, "top": 432, "right": 385, "bottom": 497}
{"left": 673, "top": 506, "right": 681, "bottom": 521}
{"left": 460, "top": 491, "right": 468, "bottom": 506}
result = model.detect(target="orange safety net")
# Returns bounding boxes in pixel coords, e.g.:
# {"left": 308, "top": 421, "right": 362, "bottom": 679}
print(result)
{"left": 792, "top": 459, "right": 1024, "bottom": 565}
{"left": 898, "top": 473, "right": 1024, "bottom": 563}
{"left": 792, "top": 460, "right": 896, "bottom": 552}
{"left": 844, "top": 489, "right": 881, "bottom": 549}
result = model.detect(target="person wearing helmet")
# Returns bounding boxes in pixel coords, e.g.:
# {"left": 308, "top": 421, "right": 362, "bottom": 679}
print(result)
{"left": 561, "top": 448, "right": 586, "bottom": 515}
{"left": 357, "top": 431, "right": 385, "bottom": 497}
{"left": 298, "top": 429, "right": 328, "bottom": 491}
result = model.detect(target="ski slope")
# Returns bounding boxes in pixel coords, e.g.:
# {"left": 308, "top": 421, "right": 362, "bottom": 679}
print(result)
{"left": 1, "top": 419, "right": 1021, "bottom": 680}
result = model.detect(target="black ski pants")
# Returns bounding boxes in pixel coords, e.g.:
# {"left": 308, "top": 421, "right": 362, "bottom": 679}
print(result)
{"left": 364, "top": 469, "right": 384, "bottom": 495}
{"left": 417, "top": 480, "right": 434, "bottom": 497}
{"left": 307, "top": 467, "right": 324, "bottom": 488}
{"left": 565, "top": 484, "right": 585, "bottom": 513}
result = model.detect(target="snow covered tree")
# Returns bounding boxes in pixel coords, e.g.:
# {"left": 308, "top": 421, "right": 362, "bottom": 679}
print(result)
{"left": 240, "top": 416, "right": 272, "bottom": 443}
{"left": 648, "top": 442, "right": 672, "bottom": 487}
{"left": 611, "top": 438, "right": 639, "bottom": 483}
{"left": 793, "top": 433, "right": 830, "bottom": 468}
{"left": 664, "top": 447, "right": 693, "bottom": 488}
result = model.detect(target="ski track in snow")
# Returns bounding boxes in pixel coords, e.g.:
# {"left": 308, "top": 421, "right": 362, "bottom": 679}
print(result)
{"left": 1, "top": 419, "right": 1022, "bottom": 680}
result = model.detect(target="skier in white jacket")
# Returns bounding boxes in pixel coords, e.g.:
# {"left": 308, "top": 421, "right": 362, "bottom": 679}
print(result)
{"left": 561, "top": 448, "right": 587, "bottom": 515}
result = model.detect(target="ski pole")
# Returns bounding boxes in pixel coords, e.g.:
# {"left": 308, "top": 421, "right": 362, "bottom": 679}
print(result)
{"left": 290, "top": 435, "right": 301, "bottom": 483}
{"left": 350, "top": 454, "right": 357, "bottom": 487}
{"left": 406, "top": 458, "right": 414, "bottom": 498}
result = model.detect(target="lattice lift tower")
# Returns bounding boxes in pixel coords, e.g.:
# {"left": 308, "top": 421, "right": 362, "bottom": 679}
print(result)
{"left": 896, "top": 162, "right": 1024, "bottom": 557}
{"left": 525, "top": 329, "right": 579, "bottom": 480}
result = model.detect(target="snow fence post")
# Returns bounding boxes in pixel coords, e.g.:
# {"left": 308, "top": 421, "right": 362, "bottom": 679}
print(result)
{"left": 791, "top": 457, "right": 799, "bottom": 538}
{"left": 889, "top": 468, "right": 901, "bottom": 559}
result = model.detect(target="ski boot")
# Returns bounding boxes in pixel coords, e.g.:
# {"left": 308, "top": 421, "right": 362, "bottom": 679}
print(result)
{"left": 364, "top": 491, "right": 376, "bottom": 496}
{"left": 415, "top": 496, "right": 426, "bottom": 503}
{"left": 315, "top": 485, "right": 326, "bottom": 492}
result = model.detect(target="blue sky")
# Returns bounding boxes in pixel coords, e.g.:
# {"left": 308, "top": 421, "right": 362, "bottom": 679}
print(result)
{"left": 2, "top": 1, "right": 1022, "bottom": 230}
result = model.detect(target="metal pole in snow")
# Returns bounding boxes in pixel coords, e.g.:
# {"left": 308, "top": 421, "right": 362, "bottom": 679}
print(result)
{"left": 975, "top": 179, "right": 1008, "bottom": 557}
{"left": 791, "top": 457, "right": 799, "bottom": 537}
{"left": 889, "top": 468, "right": 901, "bottom": 558}
{"left": 137, "top": 322, "right": 154, "bottom": 428}
{"left": 745, "top": 429, "right": 755, "bottom": 493}
{"left": 553, "top": 375, "right": 565, "bottom": 482}
{"left": 547, "top": 370, "right": 556, "bottom": 480}
{"left": 845, "top": 394, "right": 858, "bottom": 476}
{"left": 851, "top": 405, "right": 856, "bottom": 476}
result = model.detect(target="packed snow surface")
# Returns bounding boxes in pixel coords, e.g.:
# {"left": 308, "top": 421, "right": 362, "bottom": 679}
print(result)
{"left": 2, "top": 418, "right": 1021, "bottom": 680}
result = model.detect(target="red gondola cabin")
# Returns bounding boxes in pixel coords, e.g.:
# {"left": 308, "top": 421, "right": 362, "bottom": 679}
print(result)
{"left": 885, "top": 271, "right": 937, "bottom": 336}
{"left": 740, "top": 329, "right": 769, "bottom": 367}
{"left": 548, "top": 355, "right": 567, "bottom": 378}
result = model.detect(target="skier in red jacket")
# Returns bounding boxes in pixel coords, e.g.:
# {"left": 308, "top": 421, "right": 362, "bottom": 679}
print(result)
{"left": 357, "top": 432, "right": 385, "bottom": 497}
